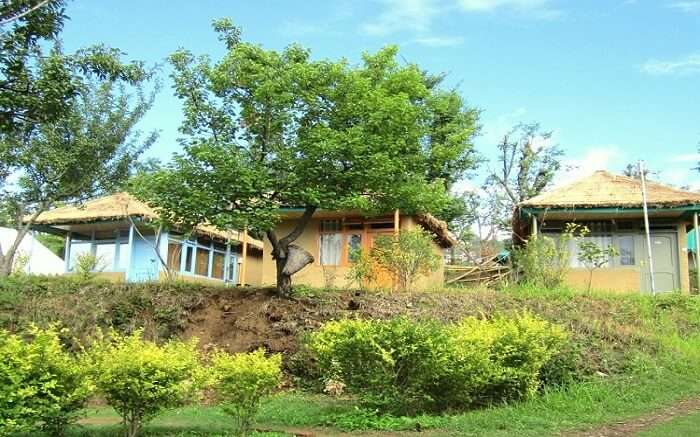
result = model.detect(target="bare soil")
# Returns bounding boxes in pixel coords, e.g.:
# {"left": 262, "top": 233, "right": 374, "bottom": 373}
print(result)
{"left": 565, "top": 397, "right": 700, "bottom": 436}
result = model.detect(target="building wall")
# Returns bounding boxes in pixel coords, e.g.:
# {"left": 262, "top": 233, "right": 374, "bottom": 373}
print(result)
{"left": 243, "top": 250, "right": 263, "bottom": 286}
{"left": 565, "top": 269, "right": 640, "bottom": 293}
{"left": 678, "top": 223, "right": 690, "bottom": 293}
{"left": 261, "top": 215, "right": 446, "bottom": 290}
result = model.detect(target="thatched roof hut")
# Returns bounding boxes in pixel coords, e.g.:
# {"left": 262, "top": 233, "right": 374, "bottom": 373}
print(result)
{"left": 29, "top": 192, "right": 263, "bottom": 249}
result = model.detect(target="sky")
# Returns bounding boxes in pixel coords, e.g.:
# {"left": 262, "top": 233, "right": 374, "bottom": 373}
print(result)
{"left": 59, "top": 0, "right": 700, "bottom": 191}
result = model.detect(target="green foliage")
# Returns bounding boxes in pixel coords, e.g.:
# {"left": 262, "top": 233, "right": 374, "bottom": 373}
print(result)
{"left": 74, "top": 252, "right": 105, "bottom": 279}
{"left": 576, "top": 230, "right": 619, "bottom": 293}
{"left": 211, "top": 349, "right": 282, "bottom": 436}
{"left": 345, "top": 248, "right": 377, "bottom": 291}
{"left": 307, "top": 314, "right": 566, "bottom": 415}
{"left": 371, "top": 229, "right": 441, "bottom": 292}
{"left": 88, "top": 330, "right": 206, "bottom": 437}
{"left": 0, "top": 325, "right": 94, "bottom": 436}
{"left": 515, "top": 223, "right": 584, "bottom": 289}
{"left": 36, "top": 232, "right": 65, "bottom": 257}
{"left": 132, "top": 20, "right": 479, "bottom": 294}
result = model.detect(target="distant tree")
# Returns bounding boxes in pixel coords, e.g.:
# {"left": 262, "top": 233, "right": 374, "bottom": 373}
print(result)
{"left": 623, "top": 162, "right": 657, "bottom": 180}
{"left": 485, "top": 123, "right": 563, "bottom": 242}
{"left": 0, "top": 80, "right": 156, "bottom": 276}
{"left": 133, "top": 19, "right": 479, "bottom": 296}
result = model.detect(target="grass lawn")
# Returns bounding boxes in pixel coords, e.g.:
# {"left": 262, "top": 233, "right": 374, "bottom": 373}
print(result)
{"left": 638, "top": 410, "right": 700, "bottom": 437}
{"left": 69, "top": 361, "right": 700, "bottom": 436}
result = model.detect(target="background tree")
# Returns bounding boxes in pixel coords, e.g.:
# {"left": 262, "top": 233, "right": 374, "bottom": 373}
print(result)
{"left": 485, "top": 123, "right": 563, "bottom": 242}
{"left": 133, "top": 20, "right": 479, "bottom": 295}
{"left": 0, "top": 80, "right": 156, "bottom": 276}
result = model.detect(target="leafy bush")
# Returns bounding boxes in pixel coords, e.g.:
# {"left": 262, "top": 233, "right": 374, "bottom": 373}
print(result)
{"left": 74, "top": 252, "right": 105, "bottom": 279}
{"left": 89, "top": 330, "right": 205, "bottom": 437}
{"left": 345, "top": 248, "right": 376, "bottom": 291}
{"left": 308, "top": 314, "right": 567, "bottom": 414}
{"left": 0, "top": 325, "right": 93, "bottom": 436}
{"left": 514, "top": 223, "right": 583, "bottom": 289}
{"left": 371, "top": 229, "right": 440, "bottom": 292}
{"left": 211, "top": 349, "right": 282, "bottom": 436}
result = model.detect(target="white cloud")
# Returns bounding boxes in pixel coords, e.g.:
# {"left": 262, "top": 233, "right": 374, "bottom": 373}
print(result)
{"left": 361, "top": 0, "right": 442, "bottom": 36}
{"left": 554, "top": 146, "right": 624, "bottom": 188}
{"left": 641, "top": 53, "right": 700, "bottom": 76}
{"left": 413, "top": 35, "right": 464, "bottom": 47}
{"left": 669, "top": 153, "right": 700, "bottom": 163}
{"left": 457, "top": 0, "right": 550, "bottom": 11}
{"left": 669, "top": 1, "right": 700, "bottom": 13}
{"left": 480, "top": 107, "right": 528, "bottom": 146}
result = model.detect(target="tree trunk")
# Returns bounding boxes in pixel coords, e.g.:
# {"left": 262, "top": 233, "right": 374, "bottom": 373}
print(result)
{"left": 267, "top": 206, "right": 317, "bottom": 296}
{"left": 0, "top": 203, "right": 46, "bottom": 277}
{"left": 0, "top": 255, "right": 11, "bottom": 277}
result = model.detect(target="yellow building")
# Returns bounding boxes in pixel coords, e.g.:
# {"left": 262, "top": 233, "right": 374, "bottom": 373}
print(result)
{"left": 519, "top": 171, "right": 700, "bottom": 293}
{"left": 29, "top": 193, "right": 263, "bottom": 285}
{"left": 261, "top": 209, "right": 456, "bottom": 290}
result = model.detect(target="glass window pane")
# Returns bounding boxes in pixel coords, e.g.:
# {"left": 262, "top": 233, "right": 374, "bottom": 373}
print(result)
{"left": 184, "top": 246, "right": 194, "bottom": 273}
{"left": 228, "top": 255, "right": 238, "bottom": 282}
{"left": 320, "top": 233, "right": 341, "bottom": 265}
{"left": 69, "top": 242, "right": 92, "bottom": 271}
{"left": 167, "top": 242, "right": 181, "bottom": 271}
{"left": 118, "top": 241, "right": 130, "bottom": 270}
{"left": 212, "top": 252, "right": 225, "bottom": 279}
{"left": 195, "top": 247, "right": 209, "bottom": 276}
{"left": 570, "top": 236, "right": 613, "bottom": 268}
{"left": 321, "top": 220, "right": 341, "bottom": 232}
{"left": 618, "top": 236, "right": 635, "bottom": 266}
{"left": 347, "top": 233, "right": 362, "bottom": 262}
{"left": 95, "top": 243, "right": 115, "bottom": 271}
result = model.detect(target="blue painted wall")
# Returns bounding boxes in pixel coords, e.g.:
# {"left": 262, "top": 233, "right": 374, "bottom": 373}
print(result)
{"left": 127, "top": 234, "right": 160, "bottom": 282}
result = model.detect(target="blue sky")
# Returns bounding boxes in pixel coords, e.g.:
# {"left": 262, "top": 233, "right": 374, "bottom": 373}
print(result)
{"left": 60, "top": 0, "right": 700, "bottom": 190}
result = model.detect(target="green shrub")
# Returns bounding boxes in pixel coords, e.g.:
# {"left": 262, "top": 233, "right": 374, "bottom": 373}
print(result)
{"left": 308, "top": 314, "right": 567, "bottom": 415}
{"left": 211, "top": 349, "right": 282, "bottom": 436}
{"left": 345, "top": 248, "right": 377, "bottom": 291}
{"left": 451, "top": 313, "right": 568, "bottom": 404}
{"left": 0, "top": 325, "right": 93, "bottom": 436}
{"left": 89, "top": 330, "right": 205, "bottom": 437}
{"left": 371, "top": 229, "right": 441, "bottom": 292}
{"left": 309, "top": 317, "right": 456, "bottom": 414}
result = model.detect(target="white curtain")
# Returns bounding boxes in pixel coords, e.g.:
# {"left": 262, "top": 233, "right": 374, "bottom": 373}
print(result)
{"left": 569, "top": 236, "right": 613, "bottom": 268}
{"left": 320, "top": 233, "right": 342, "bottom": 265}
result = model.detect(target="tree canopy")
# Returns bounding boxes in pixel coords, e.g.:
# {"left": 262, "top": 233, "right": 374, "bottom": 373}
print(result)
{"left": 133, "top": 20, "right": 479, "bottom": 294}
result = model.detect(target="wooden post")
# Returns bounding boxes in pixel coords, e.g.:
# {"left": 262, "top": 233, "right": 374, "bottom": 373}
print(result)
{"left": 394, "top": 209, "right": 400, "bottom": 234}
{"left": 694, "top": 213, "right": 700, "bottom": 293}
{"left": 531, "top": 214, "right": 538, "bottom": 238}
{"left": 64, "top": 232, "right": 72, "bottom": 272}
{"left": 240, "top": 228, "right": 248, "bottom": 286}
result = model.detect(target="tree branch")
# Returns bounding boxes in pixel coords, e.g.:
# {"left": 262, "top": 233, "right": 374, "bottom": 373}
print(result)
{"left": 280, "top": 205, "right": 316, "bottom": 246}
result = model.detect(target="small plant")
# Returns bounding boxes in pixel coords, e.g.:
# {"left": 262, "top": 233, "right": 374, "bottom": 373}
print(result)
{"left": 0, "top": 325, "right": 94, "bottom": 436}
{"left": 321, "top": 265, "right": 338, "bottom": 289}
{"left": 576, "top": 230, "right": 619, "bottom": 294}
{"left": 345, "top": 248, "right": 376, "bottom": 291}
{"left": 11, "top": 250, "right": 30, "bottom": 275}
{"left": 89, "top": 330, "right": 205, "bottom": 437}
{"left": 211, "top": 349, "right": 282, "bottom": 436}
{"left": 371, "top": 229, "right": 440, "bottom": 292}
{"left": 515, "top": 223, "right": 584, "bottom": 289}
{"left": 74, "top": 252, "right": 106, "bottom": 279}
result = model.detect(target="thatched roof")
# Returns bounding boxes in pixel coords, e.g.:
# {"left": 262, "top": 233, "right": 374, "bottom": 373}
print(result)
{"left": 520, "top": 171, "right": 700, "bottom": 209}
{"left": 28, "top": 193, "right": 263, "bottom": 248}
{"left": 416, "top": 213, "right": 458, "bottom": 248}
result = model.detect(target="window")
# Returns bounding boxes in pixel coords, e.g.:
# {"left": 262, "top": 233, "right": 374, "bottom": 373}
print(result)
{"left": 69, "top": 241, "right": 92, "bottom": 271}
{"left": 195, "top": 247, "right": 209, "bottom": 276}
{"left": 212, "top": 252, "right": 225, "bottom": 279}
{"left": 347, "top": 233, "right": 362, "bottom": 262}
{"left": 184, "top": 246, "right": 194, "bottom": 273}
{"left": 617, "top": 235, "right": 635, "bottom": 266}
{"left": 167, "top": 242, "right": 181, "bottom": 271}
{"left": 228, "top": 255, "right": 238, "bottom": 282}
{"left": 95, "top": 243, "right": 116, "bottom": 270}
{"left": 570, "top": 235, "right": 613, "bottom": 268}
{"left": 320, "top": 220, "right": 342, "bottom": 266}
{"left": 117, "top": 241, "right": 130, "bottom": 270}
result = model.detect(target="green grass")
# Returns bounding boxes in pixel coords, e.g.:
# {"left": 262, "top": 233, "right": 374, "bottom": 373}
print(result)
{"left": 638, "top": 410, "right": 700, "bottom": 436}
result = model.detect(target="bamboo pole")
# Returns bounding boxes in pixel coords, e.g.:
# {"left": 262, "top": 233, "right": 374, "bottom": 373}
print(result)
{"left": 640, "top": 161, "right": 656, "bottom": 295}
{"left": 694, "top": 213, "right": 700, "bottom": 293}
{"left": 394, "top": 209, "right": 400, "bottom": 235}
{"left": 240, "top": 228, "right": 248, "bottom": 286}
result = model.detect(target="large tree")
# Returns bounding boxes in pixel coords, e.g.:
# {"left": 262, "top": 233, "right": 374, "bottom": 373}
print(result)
{"left": 0, "top": 80, "right": 156, "bottom": 275}
{"left": 0, "top": 0, "right": 156, "bottom": 275}
{"left": 485, "top": 123, "right": 563, "bottom": 242}
{"left": 133, "top": 20, "right": 479, "bottom": 295}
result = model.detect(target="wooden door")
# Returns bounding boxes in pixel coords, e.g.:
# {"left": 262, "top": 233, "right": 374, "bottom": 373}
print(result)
{"left": 368, "top": 231, "right": 395, "bottom": 290}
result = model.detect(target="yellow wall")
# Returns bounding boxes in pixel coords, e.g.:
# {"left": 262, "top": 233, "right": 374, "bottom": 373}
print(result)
{"left": 262, "top": 215, "right": 447, "bottom": 290}
{"left": 242, "top": 252, "right": 263, "bottom": 286}
{"left": 565, "top": 268, "right": 640, "bottom": 293}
